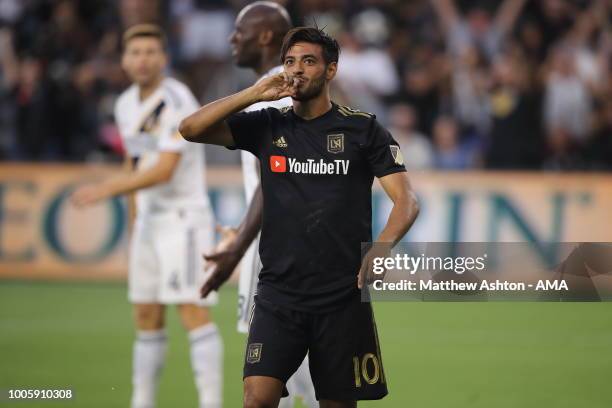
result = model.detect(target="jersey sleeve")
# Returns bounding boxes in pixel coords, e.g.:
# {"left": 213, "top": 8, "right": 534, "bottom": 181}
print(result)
{"left": 225, "top": 108, "right": 271, "bottom": 157}
{"left": 157, "top": 105, "right": 191, "bottom": 153}
{"left": 364, "top": 118, "right": 407, "bottom": 178}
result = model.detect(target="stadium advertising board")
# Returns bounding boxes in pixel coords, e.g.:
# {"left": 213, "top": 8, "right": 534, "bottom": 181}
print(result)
{"left": 0, "top": 164, "right": 611, "bottom": 280}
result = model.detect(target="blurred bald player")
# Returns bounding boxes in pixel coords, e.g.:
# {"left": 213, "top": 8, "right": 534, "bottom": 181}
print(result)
{"left": 201, "top": 2, "right": 316, "bottom": 407}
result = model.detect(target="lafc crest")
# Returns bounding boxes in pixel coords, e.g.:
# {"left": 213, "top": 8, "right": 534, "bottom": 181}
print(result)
{"left": 390, "top": 145, "right": 404, "bottom": 165}
{"left": 327, "top": 133, "right": 344, "bottom": 154}
{"left": 246, "top": 343, "right": 262, "bottom": 364}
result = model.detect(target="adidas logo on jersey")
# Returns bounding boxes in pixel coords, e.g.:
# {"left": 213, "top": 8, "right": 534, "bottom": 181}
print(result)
{"left": 269, "top": 155, "right": 349, "bottom": 175}
{"left": 273, "top": 136, "right": 288, "bottom": 148}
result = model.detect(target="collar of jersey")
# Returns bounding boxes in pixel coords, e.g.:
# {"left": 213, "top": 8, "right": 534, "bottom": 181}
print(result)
{"left": 290, "top": 102, "right": 337, "bottom": 123}
{"left": 134, "top": 81, "right": 164, "bottom": 107}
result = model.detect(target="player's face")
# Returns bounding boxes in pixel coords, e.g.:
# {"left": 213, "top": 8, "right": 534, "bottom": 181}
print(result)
{"left": 229, "top": 15, "right": 261, "bottom": 68}
{"left": 283, "top": 42, "right": 337, "bottom": 101}
{"left": 122, "top": 37, "right": 167, "bottom": 86}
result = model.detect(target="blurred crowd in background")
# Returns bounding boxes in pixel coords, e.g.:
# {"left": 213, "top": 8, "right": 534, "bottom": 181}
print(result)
{"left": 0, "top": 0, "right": 610, "bottom": 170}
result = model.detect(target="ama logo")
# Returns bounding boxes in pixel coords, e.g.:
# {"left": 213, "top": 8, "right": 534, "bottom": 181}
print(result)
{"left": 270, "top": 156, "right": 287, "bottom": 173}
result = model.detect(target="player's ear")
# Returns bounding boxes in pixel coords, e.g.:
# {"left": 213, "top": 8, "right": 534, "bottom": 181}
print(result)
{"left": 325, "top": 61, "right": 337, "bottom": 80}
{"left": 160, "top": 49, "right": 169, "bottom": 67}
{"left": 120, "top": 51, "right": 129, "bottom": 72}
{"left": 258, "top": 30, "right": 273, "bottom": 46}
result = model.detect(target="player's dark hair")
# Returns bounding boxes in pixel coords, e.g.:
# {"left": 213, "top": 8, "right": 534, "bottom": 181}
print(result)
{"left": 280, "top": 26, "right": 340, "bottom": 65}
{"left": 122, "top": 24, "right": 167, "bottom": 50}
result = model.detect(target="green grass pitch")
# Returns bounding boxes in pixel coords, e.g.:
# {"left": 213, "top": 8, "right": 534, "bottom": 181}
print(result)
{"left": 1, "top": 281, "right": 611, "bottom": 407}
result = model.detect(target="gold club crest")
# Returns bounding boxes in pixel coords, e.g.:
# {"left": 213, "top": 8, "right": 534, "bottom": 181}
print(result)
{"left": 327, "top": 133, "right": 344, "bottom": 154}
{"left": 246, "top": 343, "right": 262, "bottom": 364}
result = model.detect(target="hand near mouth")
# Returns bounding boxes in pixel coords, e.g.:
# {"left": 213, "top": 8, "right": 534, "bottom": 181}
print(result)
{"left": 254, "top": 72, "right": 299, "bottom": 101}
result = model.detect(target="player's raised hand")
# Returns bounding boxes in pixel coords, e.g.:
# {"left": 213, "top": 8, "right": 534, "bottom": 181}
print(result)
{"left": 357, "top": 243, "right": 392, "bottom": 289}
{"left": 200, "top": 225, "right": 242, "bottom": 298}
{"left": 254, "top": 72, "right": 298, "bottom": 101}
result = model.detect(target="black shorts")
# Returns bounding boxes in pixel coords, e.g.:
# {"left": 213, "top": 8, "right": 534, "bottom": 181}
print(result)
{"left": 243, "top": 294, "right": 388, "bottom": 401}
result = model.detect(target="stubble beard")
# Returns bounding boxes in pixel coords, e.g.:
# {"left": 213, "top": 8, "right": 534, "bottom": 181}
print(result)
{"left": 293, "top": 72, "right": 326, "bottom": 101}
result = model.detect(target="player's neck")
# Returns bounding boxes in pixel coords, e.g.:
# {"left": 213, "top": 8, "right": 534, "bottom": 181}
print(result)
{"left": 255, "top": 53, "right": 280, "bottom": 77}
{"left": 293, "top": 94, "right": 332, "bottom": 121}
{"left": 138, "top": 75, "right": 164, "bottom": 101}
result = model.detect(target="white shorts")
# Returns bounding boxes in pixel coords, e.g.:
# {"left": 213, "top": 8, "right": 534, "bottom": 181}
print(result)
{"left": 237, "top": 232, "right": 261, "bottom": 333}
{"left": 128, "top": 209, "right": 218, "bottom": 306}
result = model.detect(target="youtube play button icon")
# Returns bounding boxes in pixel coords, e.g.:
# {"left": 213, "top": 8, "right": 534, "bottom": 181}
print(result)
{"left": 270, "top": 155, "right": 287, "bottom": 173}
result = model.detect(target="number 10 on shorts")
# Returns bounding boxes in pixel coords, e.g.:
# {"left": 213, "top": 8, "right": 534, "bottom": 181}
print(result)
{"left": 353, "top": 353, "right": 384, "bottom": 387}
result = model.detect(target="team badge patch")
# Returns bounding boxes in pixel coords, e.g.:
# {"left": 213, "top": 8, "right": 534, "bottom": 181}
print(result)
{"left": 390, "top": 145, "right": 404, "bottom": 165}
{"left": 246, "top": 343, "right": 263, "bottom": 364}
{"left": 327, "top": 134, "right": 344, "bottom": 154}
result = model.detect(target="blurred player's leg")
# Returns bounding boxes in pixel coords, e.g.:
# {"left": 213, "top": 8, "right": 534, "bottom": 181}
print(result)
{"left": 131, "top": 304, "right": 166, "bottom": 408}
{"left": 178, "top": 304, "right": 223, "bottom": 408}
{"left": 129, "top": 220, "right": 167, "bottom": 408}
{"left": 285, "top": 355, "right": 317, "bottom": 407}
{"left": 157, "top": 210, "right": 221, "bottom": 407}
{"left": 277, "top": 395, "right": 292, "bottom": 407}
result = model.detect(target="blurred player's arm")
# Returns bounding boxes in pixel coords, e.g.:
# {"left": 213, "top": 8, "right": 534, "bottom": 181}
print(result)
{"left": 358, "top": 172, "right": 419, "bottom": 288}
{"left": 179, "top": 73, "right": 297, "bottom": 146}
{"left": 0, "top": 29, "right": 18, "bottom": 89}
{"left": 494, "top": 0, "right": 528, "bottom": 36}
{"left": 200, "top": 185, "right": 263, "bottom": 297}
{"left": 431, "top": 0, "right": 461, "bottom": 33}
{"left": 70, "top": 151, "right": 180, "bottom": 207}
{"left": 124, "top": 156, "right": 137, "bottom": 232}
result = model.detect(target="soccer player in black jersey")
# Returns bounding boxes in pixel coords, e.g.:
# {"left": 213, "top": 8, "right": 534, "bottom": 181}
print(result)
{"left": 180, "top": 27, "right": 419, "bottom": 408}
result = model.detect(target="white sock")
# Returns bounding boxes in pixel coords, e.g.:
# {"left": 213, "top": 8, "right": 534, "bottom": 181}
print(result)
{"left": 286, "top": 355, "right": 317, "bottom": 408}
{"left": 189, "top": 323, "right": 223, "bottom": 408}
{"left": 131, "top": 329, "right": 167, "bottom": 408}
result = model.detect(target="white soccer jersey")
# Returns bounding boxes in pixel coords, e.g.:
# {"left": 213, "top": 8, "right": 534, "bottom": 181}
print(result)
{"left": 115, "top": 77, "right": 216, "bottom": 305}
{"left": 238, "top": 66, "right": 292, "bottom": 332}
{"left": 114, "top": 77, "right": 210, "bottom": 215}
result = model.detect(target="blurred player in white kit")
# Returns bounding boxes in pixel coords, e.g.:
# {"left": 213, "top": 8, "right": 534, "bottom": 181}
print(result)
{"left": 201, "top": 3, "right": 316, "bottom": 407}
{"left": 71, "top": 24, "right": 222, "bottom": 408}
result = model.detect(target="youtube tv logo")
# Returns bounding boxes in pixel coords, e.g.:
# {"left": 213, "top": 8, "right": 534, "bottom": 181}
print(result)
{"left": 269, "top": 155, "right": 350, "bottom": 175}
{"left": 270, "top": 155, "right": 286, "bottom": 173}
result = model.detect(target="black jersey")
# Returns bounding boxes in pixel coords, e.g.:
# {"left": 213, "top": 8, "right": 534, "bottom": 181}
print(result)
{"left": 227, "top": 103, "right": 406, "bottom": 311}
